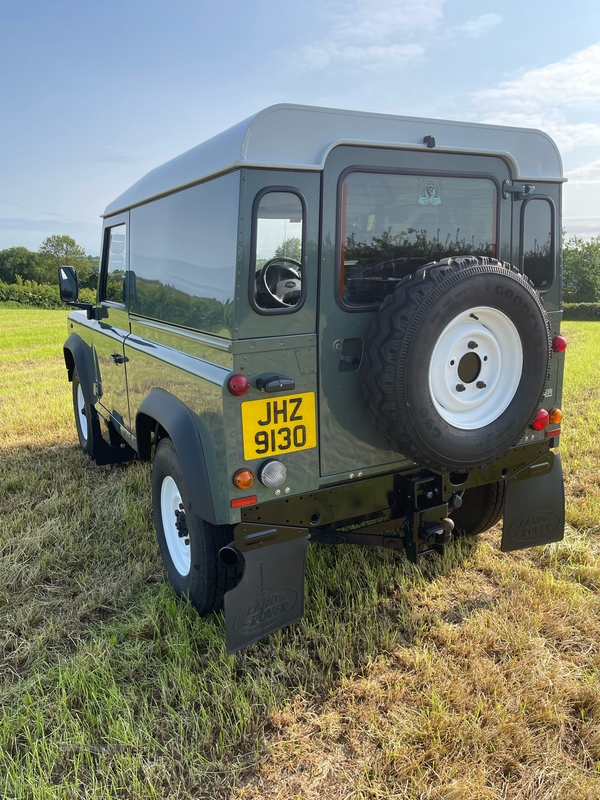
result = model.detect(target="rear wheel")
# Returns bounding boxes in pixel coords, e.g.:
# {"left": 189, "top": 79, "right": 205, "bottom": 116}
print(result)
{"left": 151, "top": 437, "right": 241, "bottom": 613}
{"left": 451, "top": 481, "right": 506, "bottom": 536}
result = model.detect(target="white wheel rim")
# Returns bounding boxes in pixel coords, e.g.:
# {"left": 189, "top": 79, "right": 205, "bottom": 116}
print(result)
{"left": 428, "top": 306, "right": 523, "bottom": 430}
{"left": 160, "top": 476, "right": 191, "bottom": 576}
{"left": 76, "top": 384, "right": 88, "bottom": 441}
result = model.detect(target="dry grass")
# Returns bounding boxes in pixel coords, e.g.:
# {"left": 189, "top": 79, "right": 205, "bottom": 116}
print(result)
{"left": 1, "top": 309, "right": 600, "bottom": 799}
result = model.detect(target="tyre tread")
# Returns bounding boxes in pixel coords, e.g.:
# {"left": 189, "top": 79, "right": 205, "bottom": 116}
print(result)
{"left": 362, "top": 256, "right": 552, "bottom": 471}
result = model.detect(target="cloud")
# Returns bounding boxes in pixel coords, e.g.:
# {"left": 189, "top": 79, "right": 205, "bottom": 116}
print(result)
{"left": 565, "top": 159, "right": 600, "bottom": 184}
{"left": 294, "top": 0, "right": 443, "bottom": 73}
{"left": 562, "top": 216, "right": 600, "bottom": 238}
{"left": 472, "top": 43, "right": 600, "bottom": 112}
{"left": 290, "top": 2, "right": 500, "bottom": 74}
{"left": 329, "top": 0, "right": 445, "bottom": 42}
{"left": 476, "top": 111, "right": 600, "bottom": 152}
{"left": 296, "top": 42, "right": 424, "bottom": 73}
{"left": 469, "top": 43, "right": 600, "bottom": 151}
{"left": 563, "top": 158, "right": 600, "bottom": 238}
{"left": 444, "top": 13, "right": 501, "bottom": 40}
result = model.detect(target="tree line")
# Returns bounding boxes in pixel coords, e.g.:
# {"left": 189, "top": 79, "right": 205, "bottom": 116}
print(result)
{"left": 0, "top": 235, "right": 99, "bottom": 289}
{"left": 1, "top": 232, "right": 600, "bottom": 303}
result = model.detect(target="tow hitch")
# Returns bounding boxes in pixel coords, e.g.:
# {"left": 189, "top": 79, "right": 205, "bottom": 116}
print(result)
{"left": 402, "top": 473, "right": 454, "bottom": 564}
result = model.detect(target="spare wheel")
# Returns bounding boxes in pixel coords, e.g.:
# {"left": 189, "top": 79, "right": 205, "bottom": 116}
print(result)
{"left": 362, "top": 256, "right": 552, "bottom": 472}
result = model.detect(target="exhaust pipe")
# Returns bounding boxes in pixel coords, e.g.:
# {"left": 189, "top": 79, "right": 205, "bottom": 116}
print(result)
{"left": 219, "top": 542, "right": 241, "bottom": 568}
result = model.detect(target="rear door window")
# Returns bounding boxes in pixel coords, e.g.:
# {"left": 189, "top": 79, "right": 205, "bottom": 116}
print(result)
{"left": 340, "top": 171, "right": 497, "bottom": 307}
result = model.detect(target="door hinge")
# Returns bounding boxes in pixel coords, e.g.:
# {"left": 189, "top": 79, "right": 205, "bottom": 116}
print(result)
{"left": 503, "top": 181, "right": 535, "bottom": 200}
{"left": 93, "top": 381, "right": 103, "bottom": 398}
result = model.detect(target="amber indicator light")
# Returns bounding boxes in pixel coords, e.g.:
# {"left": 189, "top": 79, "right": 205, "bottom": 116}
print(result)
{"left": 228, "top": 374, "right": 250, "bottom": 396}
{"left": 233, "top": 468, "right": 254, "bottom": 489}
{"left": 532, "top": 409, "right": 550, "bottom": 431}
{"left": 231, "top": 495, "right": 257, "bottom": 508}
{"left": 548, "top": 407, "right": 562, "bottom": 424}
{"left": 552, "top": 335, "right": 567, "bottom": 353}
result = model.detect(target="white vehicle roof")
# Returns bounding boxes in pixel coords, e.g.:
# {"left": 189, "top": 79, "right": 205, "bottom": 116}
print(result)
{"left": 104, "top": 103, "right": 564, "bottom": 217}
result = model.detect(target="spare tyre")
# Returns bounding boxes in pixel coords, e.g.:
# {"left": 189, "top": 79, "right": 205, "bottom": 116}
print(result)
{"left": 363, "top": 256, "right": 551, "bottom": 472}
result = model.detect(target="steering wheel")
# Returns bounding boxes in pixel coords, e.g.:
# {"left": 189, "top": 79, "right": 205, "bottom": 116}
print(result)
{"left": 259, "top": 257, "right": 302, "bottom": 308}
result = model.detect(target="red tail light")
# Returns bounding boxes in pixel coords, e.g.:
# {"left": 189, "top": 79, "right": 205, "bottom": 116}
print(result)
{"left": 228, "top": 374, "right": 250, "bottom": 396}
{"left": 532, "top": 409, "right": 550, "bottom": 431}
{"left": 552, "top": 335, "right": 567, "bottom": 353}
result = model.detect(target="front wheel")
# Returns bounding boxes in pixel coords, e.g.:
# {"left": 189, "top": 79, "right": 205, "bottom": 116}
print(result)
{"left": 72, "top": 368, "right": 100, "bottom": 458}
{"left": 151, "top": 437, "right": 241, "bottom": 614}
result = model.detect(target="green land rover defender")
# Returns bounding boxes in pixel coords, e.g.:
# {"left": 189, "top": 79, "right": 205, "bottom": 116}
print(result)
{"left": 59, "top": 104, "right": 567, "bottom": 652}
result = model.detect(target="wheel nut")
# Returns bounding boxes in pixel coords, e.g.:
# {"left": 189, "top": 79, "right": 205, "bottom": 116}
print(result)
{"left": 467, "top": 341, "right": 478, "bottom": 349}
{"left": 476, "top": 381, "right": 487, "bottom": 389}
{"left": 456, "top": 384, "right": 466, "bottom": 392}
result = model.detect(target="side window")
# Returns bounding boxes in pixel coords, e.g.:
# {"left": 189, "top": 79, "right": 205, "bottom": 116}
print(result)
{"left": 129, "top": 173, "right": 239, "bottom": 336}
{"left": 521, "top": 198, "right": 554, "bottom": 290}
{"left": 102, "top": 224, "right": 127, "bottom": 303}
{"left": 251, "top": 190, "right": 304, "bottom": 313}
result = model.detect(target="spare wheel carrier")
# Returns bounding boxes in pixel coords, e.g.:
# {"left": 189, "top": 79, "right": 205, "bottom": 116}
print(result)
{"left": 362, "top": 256, "right": 552, "bottom": 472}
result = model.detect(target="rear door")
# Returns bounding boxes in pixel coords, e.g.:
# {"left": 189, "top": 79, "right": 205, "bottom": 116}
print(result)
{"left": 318, "top": 145, "right": 511, "bottom": 479}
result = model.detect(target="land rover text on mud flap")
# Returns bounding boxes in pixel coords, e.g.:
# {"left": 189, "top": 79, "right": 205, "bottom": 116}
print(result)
{"left": 60, "top": 104, "right": 567, "bottom": 653}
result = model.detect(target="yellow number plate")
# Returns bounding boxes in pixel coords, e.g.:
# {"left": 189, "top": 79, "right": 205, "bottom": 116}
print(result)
{"left": 241, "top": 392, "right": 317, "bottom": 461}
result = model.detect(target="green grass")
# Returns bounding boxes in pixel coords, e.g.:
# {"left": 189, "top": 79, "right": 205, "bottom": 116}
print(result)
{"left": 1, "top": 308, "right": 600, "bottom": 799}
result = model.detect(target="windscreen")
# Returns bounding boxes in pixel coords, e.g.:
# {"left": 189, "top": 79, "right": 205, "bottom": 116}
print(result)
{"left": 340, "top": 172, "right": 497, "bottom": 306}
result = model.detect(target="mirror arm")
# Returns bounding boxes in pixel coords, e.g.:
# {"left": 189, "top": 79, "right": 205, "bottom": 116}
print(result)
{"left": 65, "top": 301, "right": 96, "bottom": 320}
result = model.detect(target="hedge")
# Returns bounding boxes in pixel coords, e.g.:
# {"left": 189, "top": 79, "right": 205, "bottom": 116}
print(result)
{"left": 0, "top": 280, "right": 95, "bottom": 309}
{"left": 2, "top": 279, "right": 600, "bottom": 321}
{"left": 562, "top": 303, "right": 600, "bottom": 321}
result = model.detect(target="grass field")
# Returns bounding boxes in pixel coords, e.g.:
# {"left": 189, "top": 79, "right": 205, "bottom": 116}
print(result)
{"left": 1, "top": 308, "right": 600, "bottom": 800}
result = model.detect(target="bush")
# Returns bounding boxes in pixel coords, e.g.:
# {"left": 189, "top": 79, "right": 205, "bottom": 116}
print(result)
{"left": 562, "top": 302, "right": 600, "bottom": 321}
{"left": 0, "top": 280, "right": 95, "bottom": 309}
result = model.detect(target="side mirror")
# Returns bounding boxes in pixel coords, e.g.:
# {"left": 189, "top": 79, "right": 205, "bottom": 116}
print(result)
{"left": 58, "top": 266, "right": 79, "bottom": 302}
{"left": 58, "top": 265, "right": 96, "bottom": 320}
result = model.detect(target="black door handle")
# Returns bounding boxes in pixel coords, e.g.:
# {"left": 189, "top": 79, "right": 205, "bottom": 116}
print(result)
{"left": 110, "top": 353, "right": 128, "bottom": 365}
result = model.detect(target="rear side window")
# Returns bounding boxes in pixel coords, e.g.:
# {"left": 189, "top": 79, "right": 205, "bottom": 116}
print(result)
{"left": 129, "top": 173, "right": 238, "bottom": 336}
{"left": 339, "top": 171, "right": 497, "bottom": 307}
{"left": 251, "top": 190, "right": 305, "bottom": 313}
{"left": 521, "top": 198, "right": 554, "bottom": 290}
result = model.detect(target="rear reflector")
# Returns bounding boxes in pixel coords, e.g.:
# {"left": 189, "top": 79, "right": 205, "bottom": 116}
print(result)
{"left": 231, "top": 495, "right": 257, "bottom": 508}
{"left": 545, "top": 428, "right": 561, "bottom": 438}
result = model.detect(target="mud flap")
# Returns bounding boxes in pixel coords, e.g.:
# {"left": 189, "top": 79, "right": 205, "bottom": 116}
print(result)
{"left": 223, "top": 535, "right": 309, "bottom": 654}
{"left": 501, "top": 452, "right": 565, "bottom": 552}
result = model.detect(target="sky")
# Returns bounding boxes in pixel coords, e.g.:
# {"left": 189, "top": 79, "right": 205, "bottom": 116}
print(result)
{"left": 1, "top": 0, "right": 600, "bottom": 255}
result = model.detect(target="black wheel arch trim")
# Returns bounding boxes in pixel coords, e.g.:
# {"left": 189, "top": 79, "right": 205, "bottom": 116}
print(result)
{"left": 136, "top": 388, "right": 217, "bottom": 525}
{"left": 63, "top": 333, "right": 97, "bottom": 406}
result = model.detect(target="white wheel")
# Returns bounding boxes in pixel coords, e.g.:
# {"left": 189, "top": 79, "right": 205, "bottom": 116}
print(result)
{"left": 428, "top": 306, "right": 523, "bottom": 430}
{"left": 76, "top": 383, "right": 88, "bottom": 442}
{"left": 160, "top": 475, "right": 191, "bottom": 577}
{"left": 152, "top": 438, "right": 240, "bottom": 614}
